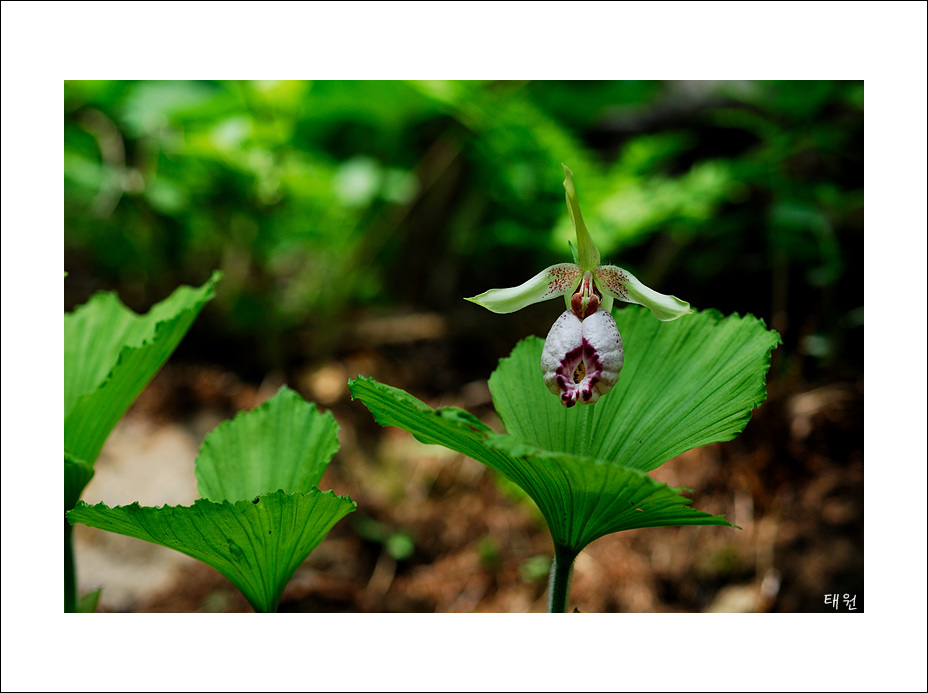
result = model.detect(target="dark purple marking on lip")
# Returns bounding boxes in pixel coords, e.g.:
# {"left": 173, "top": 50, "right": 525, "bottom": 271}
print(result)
{"left": 554, "top": 337, "right": 604, "bottom": 406}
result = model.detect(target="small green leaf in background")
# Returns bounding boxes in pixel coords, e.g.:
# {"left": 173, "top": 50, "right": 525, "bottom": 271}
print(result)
{"left": 67, "top": 386, "right": 356, "bottom": 613}
{"left": 64, "top": 271, "right": 222, "bottom": 470}
{"left": 353, "top": 514, "right": 417, "bottom": 561}
{"left": 520, "top": 555, "right": 552, "bottom": 584}
{"left": 76, "top": 589, "right": 102, "bottom": 613}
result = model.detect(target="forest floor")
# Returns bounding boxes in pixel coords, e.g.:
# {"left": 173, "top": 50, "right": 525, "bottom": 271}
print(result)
{"left": 73, "top": 347, "right": 864, "bottom": 614}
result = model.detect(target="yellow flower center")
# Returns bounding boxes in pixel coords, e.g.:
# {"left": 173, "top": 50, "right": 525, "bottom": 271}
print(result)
{"left": 572, "top": 361, "right": 586, "bottom": 384}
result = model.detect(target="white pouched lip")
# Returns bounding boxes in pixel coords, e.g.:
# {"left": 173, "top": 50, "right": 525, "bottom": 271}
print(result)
{"left": 541, "top": 310, "right": 624, "bottom": 407}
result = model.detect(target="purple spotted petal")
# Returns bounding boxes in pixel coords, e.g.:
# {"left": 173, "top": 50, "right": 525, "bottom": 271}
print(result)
{"left": 540, "top": 310, "right": 625, "bottom": 407}
{"left": 593, "top": 265, "right": 691, "bottom": 321}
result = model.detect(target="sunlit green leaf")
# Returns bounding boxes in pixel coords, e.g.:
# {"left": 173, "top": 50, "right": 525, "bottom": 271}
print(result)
{"left": 484, "top": 436, "right": 732, "bottom": 549}
{"left": 195, "top": 387, "right": 339, "bottom": 502}
{"left": 68, "top": 386, "right": 354, "bottom": 612}
{"left": 348, "top": 377, "right": 729, "bottom": 553}
{"left": 77, "top": 589, "right": 102, "bottom": 613}
{"left": 64, "top": 452, "right": 94, "bottom": 512}
{"left": 64, "top": 272, "right": 221, "bottom": 467}
{"left": 68, "top": 490, "right": 355, "bottom": 613}
{"left": 489, "top": 307, "right": 781, "bottom": 472}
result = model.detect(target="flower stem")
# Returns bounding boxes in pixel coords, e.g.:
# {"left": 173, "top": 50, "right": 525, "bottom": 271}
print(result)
{"left": 65, "top": 520, "right": 76, "bottom": 613}
{"left": 547, "top": 544, "right": 579, "bottom": 613}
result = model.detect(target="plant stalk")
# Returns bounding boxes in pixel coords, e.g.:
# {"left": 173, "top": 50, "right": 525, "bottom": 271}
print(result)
{"left": 547, "top": 544, "right": 579, "bottom": 613}
{"left": 65, "top": 520, "right": 76, "bottom": 613}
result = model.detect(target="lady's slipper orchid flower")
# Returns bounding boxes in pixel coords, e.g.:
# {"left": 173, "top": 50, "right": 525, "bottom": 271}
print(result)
{"left": 540, "top": 308, "right": 624, "bottom": 407}
{"left": 467, "top": 165, "right": 692, "bottom": 407}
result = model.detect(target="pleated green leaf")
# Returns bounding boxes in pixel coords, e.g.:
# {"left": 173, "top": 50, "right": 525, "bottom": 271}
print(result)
{"left": 489, "top": 307, "right": 781, "bottom": 472}
{"left": 64, "top": 271, "right": 221, "bottom": 468}
{"left": 67, "top": 489, "right": 356, "bottom": 613}
{"left": 486, "top": 436, "right": 732, "bottom": 549}
{"left": 77, "top": 589, "right": 102, "bottom": 613}
{"left": 348, "top": 376, "right": 729, "bottom": 552}
{"left": 195, "top": 387, "right": 339, "bottom": 502}
{"left": 64, "top": 451, "right": 94, "bottom": 512}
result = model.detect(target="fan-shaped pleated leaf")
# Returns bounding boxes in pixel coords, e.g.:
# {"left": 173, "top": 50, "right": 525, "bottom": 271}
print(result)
{"left": 195, "top": 387, "right": 339, "bottom": 502}
{"left": 348, "top": 376, "right": 729, "bottom": 552}
{"left": 489, "top": 307, "right": 780, "bottom": 472}
{"left": 64, "top": 272, "right": 221, "bottom": 467}
{"left": 67, "top": 489, "right": 356, "bottom": 613}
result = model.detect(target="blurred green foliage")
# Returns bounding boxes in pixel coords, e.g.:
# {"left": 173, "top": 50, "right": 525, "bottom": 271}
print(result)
{"left": 64, "top": 80, "right": 862, "bottom": 384}
{"left": 352, "top": 513, "right": 416, "bottom": 561}
{"left": 519, "top": 555, "right": 553, "bottom": 584}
